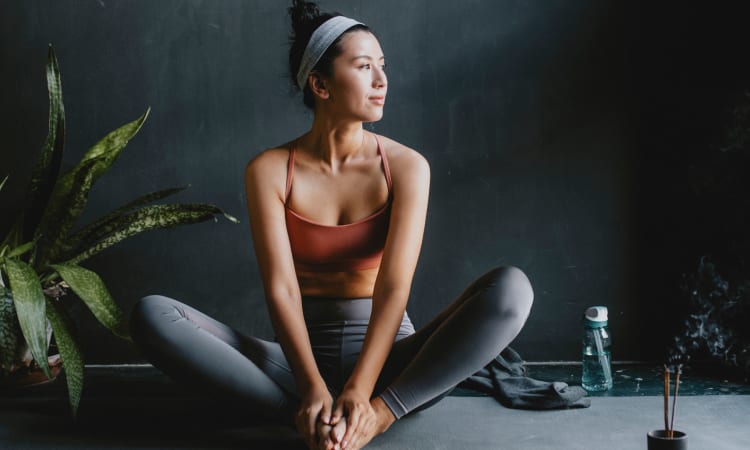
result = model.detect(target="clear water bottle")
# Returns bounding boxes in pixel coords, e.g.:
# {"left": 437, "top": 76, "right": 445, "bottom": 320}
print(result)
{"left": 581, "top": 306, "right": 613, "bottom": 391}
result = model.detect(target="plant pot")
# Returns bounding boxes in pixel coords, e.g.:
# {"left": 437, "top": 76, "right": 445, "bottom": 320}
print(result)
{"left": 1, "top": 315, "right": 61, "bottom": 389}
{"left": 0, "top": 353, "right": 63, "bottom": 388}
{"left": 647, "top": 430, "right": 688, "bottom": 450}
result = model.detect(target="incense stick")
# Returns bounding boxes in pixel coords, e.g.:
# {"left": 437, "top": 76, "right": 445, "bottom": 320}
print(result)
{"left": 669, "top": 365, "right": 682, "bottom": 439}
{"left": 664, "top": 364, "right": 669, "bottom": 435}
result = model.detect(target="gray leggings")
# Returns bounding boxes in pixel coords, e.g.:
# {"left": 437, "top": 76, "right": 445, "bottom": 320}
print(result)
{"left": 129, "top": 266, "right": 533, "bottom": 423}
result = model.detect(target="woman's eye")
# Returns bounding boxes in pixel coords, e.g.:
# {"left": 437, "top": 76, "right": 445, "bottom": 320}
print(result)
{"left": 360, "top": 64, "right": 371, "bottom": 70}
{"left": 380, "top": 64, "right": 387, "bottom": 71}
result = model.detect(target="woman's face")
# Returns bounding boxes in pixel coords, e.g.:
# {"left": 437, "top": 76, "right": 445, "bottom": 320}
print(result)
{"left": 322, "top": 30, "right": 387, "bottom": 122}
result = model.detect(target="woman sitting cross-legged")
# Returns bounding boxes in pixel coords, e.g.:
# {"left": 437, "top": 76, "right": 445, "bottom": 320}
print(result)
{"left": 129, "top": 1, "right": 534, "bottom": 449}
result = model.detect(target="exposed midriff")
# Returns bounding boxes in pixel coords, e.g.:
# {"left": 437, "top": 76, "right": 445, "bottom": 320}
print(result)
{"left": 295, "top": 267, "right": 380, "bottom": 298}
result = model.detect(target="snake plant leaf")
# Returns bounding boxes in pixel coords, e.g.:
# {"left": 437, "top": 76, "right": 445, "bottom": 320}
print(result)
{"left": 35, "top": 109, "right": 149, "bottom": 267}
{"left": 23, "top": 44, "right": 66, "bottom": 244}
{"left": 66, "top": 186, "right": 188, "bottom": 253}
{"left": 64, "top": 204, "right": 238, "bottom": 265}
{"left": 5, "top": 241, "right": 36, "bottom": 259}
{"left": 34, "top": 157, "right": 99, "bottom": 268}
{"left": 50, "top": 263, "right": 130, "bottom": 340}
{"left": 78, "top": 107, "right": 149, "bottom": 166}
{"left": 0, "top": 286, "right": 22, "bottom": 370}
{"left": 0, "top": 175, "right": 7, "bottom": 192}
{"left": 3, "top": 258, "right": 51, "bottom": 379}
{"left": 45, "top": 296, "right": 83, "bottom": 420}
{"left": 64, "top": 203, "right": 236, "bottom": 261}
{"left": 0, "top": 241, "right": 36, "bottom": 262}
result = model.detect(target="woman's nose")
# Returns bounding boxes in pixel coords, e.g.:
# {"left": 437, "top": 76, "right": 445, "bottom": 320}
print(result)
{"left": 373, "top": 67, "right": 387, "bottom": 89}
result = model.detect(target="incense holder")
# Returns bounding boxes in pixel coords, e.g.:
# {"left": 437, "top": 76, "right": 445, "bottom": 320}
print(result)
{"left": 647, "top": 430, "right": 687, "bottom": 449}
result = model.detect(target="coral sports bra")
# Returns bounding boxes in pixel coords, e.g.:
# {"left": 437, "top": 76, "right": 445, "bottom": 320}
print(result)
{"left": 285, "top": 134, "right": 392, "bottom": 273}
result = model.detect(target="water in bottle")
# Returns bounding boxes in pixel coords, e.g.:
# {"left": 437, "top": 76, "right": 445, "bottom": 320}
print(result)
{"left": 582, "top": 306, "right": 613, "bottom": 391}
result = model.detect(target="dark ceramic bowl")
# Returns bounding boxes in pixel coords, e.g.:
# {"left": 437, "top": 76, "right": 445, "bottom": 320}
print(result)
{"left": 647, "top": 430, "right": 687, "bottom": 450}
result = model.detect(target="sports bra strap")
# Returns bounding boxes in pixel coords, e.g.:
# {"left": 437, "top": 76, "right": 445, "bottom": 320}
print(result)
{"left": 374, "top": 133, "right": 392, "bottom": 193}
{"left": 285, "top": 133, "right": 391, "bottom": 205}
{"left": 285, "top": 142, "right": 296, "bottom": 204}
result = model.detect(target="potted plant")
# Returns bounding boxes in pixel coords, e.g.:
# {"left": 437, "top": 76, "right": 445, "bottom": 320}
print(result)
{"left": 0, "top": 44, "right": 238, "bottom": 419}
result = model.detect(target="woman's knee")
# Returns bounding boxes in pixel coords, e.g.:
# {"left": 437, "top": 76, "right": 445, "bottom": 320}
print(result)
{"left": 483, "top": 265, "right": 534, "bottom": 320}
{"left": 129, "top": 295, "right": 177, "bottom": 336}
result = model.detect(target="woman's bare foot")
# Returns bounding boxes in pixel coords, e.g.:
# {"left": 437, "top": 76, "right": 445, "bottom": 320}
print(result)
{"left": 344, "top": 397, "right": 396, "bottom": 450}
{"left": 317, "top": 416, "right": 348, "bottom": 450}
{"left": 316, "top": 422, "right": 333, "bottom": 450}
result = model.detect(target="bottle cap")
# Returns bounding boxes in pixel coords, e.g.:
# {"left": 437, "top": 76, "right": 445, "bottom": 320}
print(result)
{"left": 584, "top": 306, "right": 608, "bottom": 327}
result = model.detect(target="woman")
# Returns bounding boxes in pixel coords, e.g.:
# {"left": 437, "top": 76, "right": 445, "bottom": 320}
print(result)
{"left": 129, "top": 2, "right": 534, "bottom": 449}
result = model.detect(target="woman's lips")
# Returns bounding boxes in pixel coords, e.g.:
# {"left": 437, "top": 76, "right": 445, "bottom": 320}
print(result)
{"left": 369, "top": 96, "right": 386, "bottom": 105}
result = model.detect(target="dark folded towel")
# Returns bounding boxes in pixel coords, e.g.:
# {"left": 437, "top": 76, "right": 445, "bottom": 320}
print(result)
{"left": 457, "top": 346, "right": 591, "bottom": 409}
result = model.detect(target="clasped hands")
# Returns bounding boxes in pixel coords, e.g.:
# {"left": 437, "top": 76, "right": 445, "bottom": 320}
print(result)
{"left": 295, "top": 384, "right": 384, "bottom": 450}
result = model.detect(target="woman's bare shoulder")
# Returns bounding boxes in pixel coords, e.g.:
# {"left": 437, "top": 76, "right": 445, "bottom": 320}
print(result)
{"left": 376, "top": 134, "right": 430, "bottom": 179}
{"left": 244, "top": 142, "right": 295, "bottom": 186}
{"left": 246, "top": 144, "right": 291, "bottom": 172}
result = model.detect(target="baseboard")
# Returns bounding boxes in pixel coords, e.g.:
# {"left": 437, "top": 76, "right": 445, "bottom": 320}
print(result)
{"left": 84, "top": 360, "right": 653, "bottom": 370}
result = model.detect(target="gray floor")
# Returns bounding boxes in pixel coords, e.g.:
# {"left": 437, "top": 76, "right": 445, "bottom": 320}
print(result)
{"left": 3, "top": 395, "right": 750, "bottom": 448}
{"left": 2, "top": 365, "right": 749, "bottom": 449}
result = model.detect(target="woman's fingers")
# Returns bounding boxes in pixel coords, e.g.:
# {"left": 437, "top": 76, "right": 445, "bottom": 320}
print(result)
{"left": 331, "top": 402, "right": 345, "bottom": 425}
{"left": 320, "top": 397, "right": 333, "bottom": 425}
{"left": 343, "top": 404, "right": 379, "bottom": 450}
{"left": 330, "top": 399, "right": 350, "bottom": 445}
{"left": 341, "top": 406, "right": 361, "bottom": 448}
{"left": 343, "top": 414, "right": 371, "bottom": 450}
{"left": 295, "top": 386, "right": 337, "bottom": 449}
{"left": 332, "top": 416, "right": 347, "bottom": 446}
{"left": 316, "top": 422, "right": 335, "bottom": 450}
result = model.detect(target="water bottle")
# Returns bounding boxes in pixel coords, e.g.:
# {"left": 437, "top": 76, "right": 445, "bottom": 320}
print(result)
{"left": 581, "top": 306, "right": 613, "bottom": 391}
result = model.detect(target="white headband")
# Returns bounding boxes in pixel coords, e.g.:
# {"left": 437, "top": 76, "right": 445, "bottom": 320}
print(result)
{"left": 296, "top": 16, "right": 364, "bottom": 90}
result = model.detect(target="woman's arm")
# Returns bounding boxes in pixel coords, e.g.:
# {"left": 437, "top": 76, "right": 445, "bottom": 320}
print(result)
{"left": 331, "top": 144, "right": 430, "bottom": 449}
{"left": 247, "top": 150, "right": 339, "bottom": 450}
{"left": 244, "top": 149, "right": 325, "bottom": 393}
{"left": 344, "top": 145, "right": 431, "bottom": 398}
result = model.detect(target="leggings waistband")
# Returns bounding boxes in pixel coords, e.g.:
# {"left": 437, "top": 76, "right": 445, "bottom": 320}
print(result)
{"left": 302, "top": 296, "right": 375, "bottom": 323}
{"left": 301, "top": 296, "right": 413, "bottom": 331}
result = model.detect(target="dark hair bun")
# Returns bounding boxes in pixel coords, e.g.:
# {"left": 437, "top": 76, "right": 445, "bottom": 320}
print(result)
{"left": 287, "top": 0, "right": 370, "bottom": 109}
{"left": 289, "top": 0, "right": 321, "bottom": 36}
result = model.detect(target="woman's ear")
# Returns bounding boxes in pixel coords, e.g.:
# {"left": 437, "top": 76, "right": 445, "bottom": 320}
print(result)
{"left": 309, "top": 72, "right": 330, "bottom": 101}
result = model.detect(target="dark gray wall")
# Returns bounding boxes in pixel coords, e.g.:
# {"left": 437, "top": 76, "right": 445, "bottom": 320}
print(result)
{"left": 2, "top": 1, "right": 747, "bottom": 364}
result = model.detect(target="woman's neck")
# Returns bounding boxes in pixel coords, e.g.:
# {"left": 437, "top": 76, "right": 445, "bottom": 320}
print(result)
{"left": 305, "top": 115, "right": 366, "bottom": 171}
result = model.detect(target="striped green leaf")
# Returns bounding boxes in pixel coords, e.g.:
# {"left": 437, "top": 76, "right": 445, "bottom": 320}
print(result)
{"left": 50, "top": 263, "right": 129, "bottom": 340}
{"left": 78, "top": 108, "right": 149, "bottom": 166}
{"left": 4, "top": 258, "right": 50, "bottom": 379}
{"left": 35, "top": 109, "right": 150, "bottom": 267}
{"left": 66, "top": 186, "right": 188, "bottom": 253}
{"left": 5, "top": 241, "right": 35, "bottom": 259}
{"left": 64, "top": 204, "right": 238, "bottom": 265}
{"left": 34, "top": 157, "right": 98, "bottom": 267}
{"left": 0, "top": 286, "right": 22, "bottom": 371}
{"left": 0, "top": 175, "right": 7, "bottom": 193}
{"left": 23, "top": 45, "right": 66, "bottom": 244}
{"left": 45, "top": 296, "right": 83, "bottom": 419}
